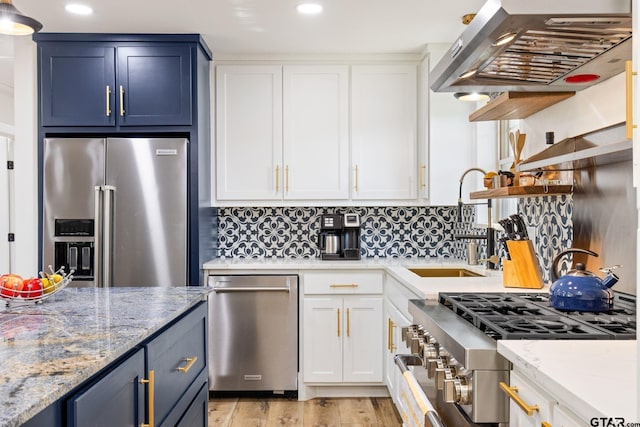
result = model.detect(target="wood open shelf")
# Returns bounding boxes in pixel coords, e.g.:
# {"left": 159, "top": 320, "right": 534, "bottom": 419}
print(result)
{"left": 470, "top": 185, "right": 573, "bottom": 199}
{"left": 469, "top": 92, "right": 575, "bottom": 122}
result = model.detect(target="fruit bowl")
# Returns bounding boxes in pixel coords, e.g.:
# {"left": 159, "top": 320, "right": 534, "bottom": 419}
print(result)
{"left": 1, "top": 266, "right": 74, "bottom": 307}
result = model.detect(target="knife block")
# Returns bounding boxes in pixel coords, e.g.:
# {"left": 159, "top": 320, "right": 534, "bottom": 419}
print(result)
{"left": 503, "top": 240, "right": 544, "bottom": 289}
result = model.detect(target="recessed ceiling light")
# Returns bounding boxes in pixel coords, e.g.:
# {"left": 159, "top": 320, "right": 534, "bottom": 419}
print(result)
{"left": 297, "top": 2, "right": 323, "bottom": 15}
{"left": 65, "top": 4, "right": 93, "bottom": 15}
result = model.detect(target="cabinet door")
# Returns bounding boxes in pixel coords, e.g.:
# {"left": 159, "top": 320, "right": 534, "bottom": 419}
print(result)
{"left": 283, "top": 65, "right": 349, "bottom": 200}
{"left": 40, "top": 43, "right": 116, "bottom": 127}
{"left": 384, "top": 300, "right": 411, "bottom": 409}
{"left": 303, "top": 297, "right": 343, "bottom": 382}
{"left": 147, "top": 302, "right": 207, "bottom": 427}
{"left": 508, "top": 371, "right": 554, "bottom": 427}
{"left": 351, "top": 65, "right": 417, "bottom": 200}
{"left": 67, "top": 348, "right": 146, "bottom": 427}
{"left": 176, "top": 383, "right": 209, "bottom": 427}
{"left": 343, "top": 296, "right": 383, "bottom": 383}
{"left": 216, "top": 65, "right": 283, "bottom": 200}
{"left": 552, "top": 404, "right": 589, "bottom": 427}
{"left": 116, "top": 45, "right": 192, "bottom": 126}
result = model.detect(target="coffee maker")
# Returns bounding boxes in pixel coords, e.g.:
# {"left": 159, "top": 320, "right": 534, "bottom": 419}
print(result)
{"left": 318, "top": 213, "right": 361, "bottom": 260}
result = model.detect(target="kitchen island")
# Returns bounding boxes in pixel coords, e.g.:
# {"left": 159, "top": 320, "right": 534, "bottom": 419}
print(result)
{"left": 0, "top": 286, "right": 210, "bottom": 427}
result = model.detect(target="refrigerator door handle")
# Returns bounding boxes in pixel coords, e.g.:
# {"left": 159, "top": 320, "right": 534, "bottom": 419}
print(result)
{"left": 103, "top": 185, "right": 116, "bottom": 287}
{"left": 94, "top": 186, "right": 104, "bottom": 288}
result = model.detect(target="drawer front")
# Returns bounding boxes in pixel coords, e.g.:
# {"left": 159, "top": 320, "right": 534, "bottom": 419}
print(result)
{"left": 147, "top": 302, "right": 207, "bottom": 426}
{"left": 303, "top": 271, "right": 383, "bottom": 294}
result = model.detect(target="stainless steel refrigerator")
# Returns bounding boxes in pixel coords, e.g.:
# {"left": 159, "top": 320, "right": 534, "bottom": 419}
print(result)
{"left": 42, "top": 137, "right": 188, "bottom": 287}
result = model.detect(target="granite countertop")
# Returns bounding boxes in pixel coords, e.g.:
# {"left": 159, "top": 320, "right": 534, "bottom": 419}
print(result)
{"left": 0, "top": 286, "right": 210, "bottom": 427}
{"left": 203, "top": 257, "right": 549, "bottom": 299}
{"left": 498, "top": 340, "right": 638, "bottom": 423}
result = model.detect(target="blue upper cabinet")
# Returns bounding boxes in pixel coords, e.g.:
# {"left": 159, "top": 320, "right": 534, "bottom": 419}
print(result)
{"left": 40, "top": 43, "right": 116, "bottom": 127}
{"left": 116, "top": 45, "right": 192, "bottom": 126}
{"left": 38, "top": 38, "right": 194, "bottom": 128}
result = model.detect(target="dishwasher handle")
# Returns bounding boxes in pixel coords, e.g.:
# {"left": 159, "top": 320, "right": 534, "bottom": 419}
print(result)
{"left": 212, "top": 286, "right": 290, "bottom": 293}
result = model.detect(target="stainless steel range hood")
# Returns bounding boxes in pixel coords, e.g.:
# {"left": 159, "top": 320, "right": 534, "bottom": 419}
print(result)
{"left": 430, "top": 0, "right": 632, "bottom": 93}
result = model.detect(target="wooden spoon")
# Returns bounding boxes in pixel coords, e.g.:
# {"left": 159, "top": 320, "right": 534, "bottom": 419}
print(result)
{"left": 515, "top": 133, "right": 526, "bottom": 164}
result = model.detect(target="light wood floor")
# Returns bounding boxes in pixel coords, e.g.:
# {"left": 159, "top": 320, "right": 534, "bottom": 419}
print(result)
{"left": 207, "top": 397, "right": 403, "bottom": 427}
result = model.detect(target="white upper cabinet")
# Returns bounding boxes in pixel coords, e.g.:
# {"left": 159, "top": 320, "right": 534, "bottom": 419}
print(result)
{"left": 283, "top": 66, "right": 350, "bottom": 200}
{"left": 215, "top": 62, "right": 420, "bottom": 205}
{"left": 351, "top": 65, "right": 417, "bottom": 200}
{"left": 216, "top": 65, "right": 283, "bottom": 201}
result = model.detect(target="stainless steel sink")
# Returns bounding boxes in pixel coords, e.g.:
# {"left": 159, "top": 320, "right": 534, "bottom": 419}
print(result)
{"left": 408, "top": 268, "right": 485, "bottom": 278}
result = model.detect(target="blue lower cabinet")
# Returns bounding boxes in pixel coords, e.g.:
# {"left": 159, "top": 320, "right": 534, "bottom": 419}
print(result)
{"left": 58, "top": 301, "right": 208, "bottom": 427}
{"left": 177, "top": 383, "right": 209, "bottom": 427}
{"left": 147, "top": 302, "right": 208, "bottom": 426}
{"left": 67, "top": 348, "right": 146, "bottom": 427}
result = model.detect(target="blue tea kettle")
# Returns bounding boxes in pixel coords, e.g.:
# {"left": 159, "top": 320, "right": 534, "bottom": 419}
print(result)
{"left": 549, "top": 248, "right": 619, "bottom": 312}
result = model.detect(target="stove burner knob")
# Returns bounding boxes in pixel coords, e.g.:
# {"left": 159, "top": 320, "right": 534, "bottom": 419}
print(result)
{"left": 426, "top": 357, "right": 444, "bottom": 378}
{"left": 409, "top": 336, "right": 425, "bottom": 354}
{"left": 435, "top": 365, "right": 457, "bottom": 390}
{"left": 421, "top": 343, "right": 438, "bottom": 360}
{"left": 443, "top": 376, "right": 472, "bottom": 405}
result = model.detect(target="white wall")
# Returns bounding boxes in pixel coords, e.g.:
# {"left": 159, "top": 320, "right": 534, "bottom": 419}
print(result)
{"left": 0, "top": 86, "right": 13, "bottom": 125}
{"left": 520, "top": 73, "right": 625, "bottom": 158}
{"left": 427, "top": 43, "right": 479, "bottom": 206}
{"left": 12, "top": 37, "right": 38, "bottom": 277}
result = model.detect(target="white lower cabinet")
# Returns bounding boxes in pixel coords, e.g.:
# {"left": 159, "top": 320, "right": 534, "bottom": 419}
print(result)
{"left": 384, "top": 300, "right": 411, "bottom": 411}
{"left": 302, "top": 271, "right": 383, "bottom": 384}
{"left": 506, "top": 371, "right": 554, "bottom": 427}
{"left": 507, "top": 370, "right": 589, "bottom": 427}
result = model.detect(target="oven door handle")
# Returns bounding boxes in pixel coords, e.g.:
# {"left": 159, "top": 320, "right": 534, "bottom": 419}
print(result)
{"left": 395, "top": 355, "right": 447, "bottom": 427}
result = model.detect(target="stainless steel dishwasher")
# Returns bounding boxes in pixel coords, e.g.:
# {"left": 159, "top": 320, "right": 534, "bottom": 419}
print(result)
{"left": 207, "top": 274, "right": 298, "bottom": 393}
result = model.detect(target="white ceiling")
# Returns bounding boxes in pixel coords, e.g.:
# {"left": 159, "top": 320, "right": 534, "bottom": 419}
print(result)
{"left": 0, "top": 0, "right": 486, "bottom": 88}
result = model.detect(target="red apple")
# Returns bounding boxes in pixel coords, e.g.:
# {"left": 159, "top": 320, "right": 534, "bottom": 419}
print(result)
{"left": 22, "top": 277, "right": 43, "bottom": 298}
{"left": 0, "top": 274, "right": 24, "bottom": 298}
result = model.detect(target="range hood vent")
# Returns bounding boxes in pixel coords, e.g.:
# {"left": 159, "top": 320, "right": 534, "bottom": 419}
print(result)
{"left": 517, "top": 123, "right": 631, "bottom": 171}
{"left": 431, "top": 0, "right": 632, "bottom": 93}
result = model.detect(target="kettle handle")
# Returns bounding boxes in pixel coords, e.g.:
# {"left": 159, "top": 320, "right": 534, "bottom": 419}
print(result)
{"left": 551, "top": 248, "right": 598, "bottom": 282}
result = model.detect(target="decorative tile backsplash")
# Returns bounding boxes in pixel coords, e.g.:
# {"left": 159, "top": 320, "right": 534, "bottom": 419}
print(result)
{"left": 519, "top": 195, "right": 573, "bottom": 282}
{"left": 216, "top": 206, "right": 480, "bottom": 259}
{"left": 215, "top": 196, "right": 572, "bottom": 282}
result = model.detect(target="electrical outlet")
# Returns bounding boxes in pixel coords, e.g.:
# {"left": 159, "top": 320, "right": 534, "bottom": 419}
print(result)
{"left": 527, "top": 226, "right": 536, "bottom": 247}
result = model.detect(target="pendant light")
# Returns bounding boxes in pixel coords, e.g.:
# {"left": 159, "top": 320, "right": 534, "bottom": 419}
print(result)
{"left": 0, "top": 0, "right": 42, "bottom": 36}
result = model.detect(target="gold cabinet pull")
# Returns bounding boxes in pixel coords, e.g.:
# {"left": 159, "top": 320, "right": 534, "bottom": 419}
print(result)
{"left": 388, "top": 318, "right": 396, "bottom": 351}
{"left": 275, "top": 165, "right": 280, "bottom": 192}
{"left": 337, "top": 308, "right": 340, "bottom": 337}
{"left": 499, "top": 382, "right": 540, "bottom": 416}
{"left": 420, "top": 164, "right": 426, "bottom": 189}
{"left": 346, "top": 308, "right": 350, "bottom": 337}
{"left": 626, "top": 61, "right": 637, "bottom": 139}
{"left": 140, "top": 370, "right": 155, "bottom": 427}
{"left": 329, "top": 283, "right": 358, "bottom": 288}
{"left": 106, "top": 85, "right": 111, "bottom": 116}
{"left": 541, "top": 422, "right": 552, "bottom": 427}
{"left": 177, "top": 356, "right": 198, "bottom": 373}
{"left": 354, "top": 165, "right": 359, "bottom": 192}
{"left": 285, "top": 165, "right": 289, "bottom": 192}
{"left": 387, "top": 318, "right": 392, "bottom": 351}
{"left": 119, "top": 85, "right": 125, "bottom": 116}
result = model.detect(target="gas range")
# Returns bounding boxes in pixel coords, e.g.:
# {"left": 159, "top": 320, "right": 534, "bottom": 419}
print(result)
{"left": 404, "top": 292, "right": 636, "bottom": 426}
{"left": 438, "top": 292, "right": 636, "bottom": 340}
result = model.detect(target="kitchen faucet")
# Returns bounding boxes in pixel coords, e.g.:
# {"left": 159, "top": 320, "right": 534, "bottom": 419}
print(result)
{"left": 455, "top": 168, "right": 496, "bottom": 269}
